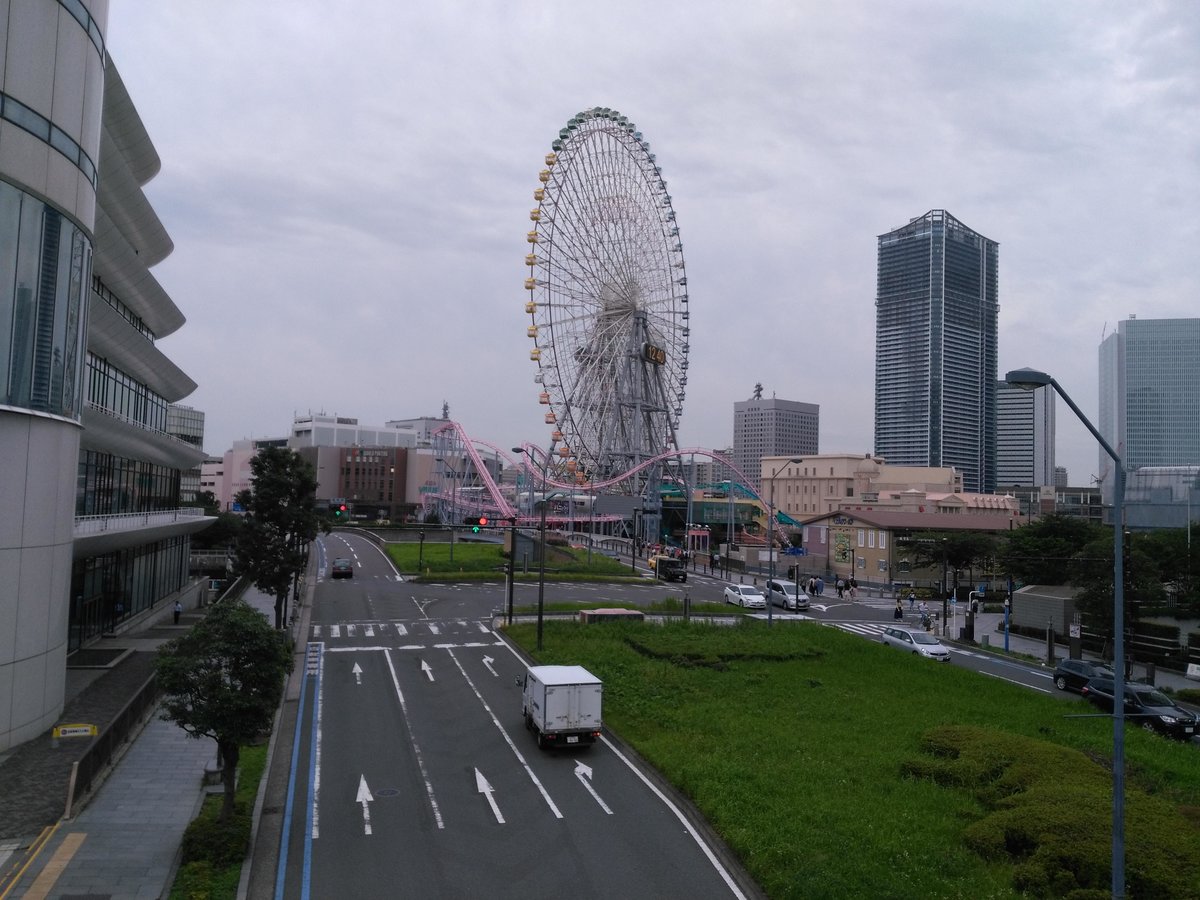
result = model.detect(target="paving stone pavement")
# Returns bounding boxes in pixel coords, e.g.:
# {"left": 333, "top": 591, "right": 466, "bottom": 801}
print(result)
{"left": 0, "top": 591, "right": 279, "bottom": 899}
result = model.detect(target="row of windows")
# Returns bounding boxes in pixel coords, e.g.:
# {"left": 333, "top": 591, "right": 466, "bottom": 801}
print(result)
{"left": 68, "top": 536, "right": 188, "bottom": 652}
{"left": 0, "top": 90, "right": 97, "bottom": 187}
{"left": 86, "top": 354, "right": 168, "bottom": 432}
{"left": 57, "top": 0, "right": 106, "bottom": 59}
{"left": 94, "top": 276, "right": 155, "bottom": 341}
{"left": 0, "top": 181, "right": 90, "bottom": 417}
{"left": 76, "top": 449, "right": 182, "bottom": 517}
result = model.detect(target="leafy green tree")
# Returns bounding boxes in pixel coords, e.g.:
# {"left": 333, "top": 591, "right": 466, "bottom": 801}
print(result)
{"left": 998, "top": 514, "right": 1104, "bottom": 585}
{"left": 904, "top": 531, "right": 1000, "bottom": 592}
{"left": 155, "top": 599, "right": 292, "bottom": 822}
{"left": 234, "top": 446, "right": 327, "bottom": 628}
{"left": 1070, "top": 531, "right": 1165, "bottom": 642}
{"left": 190, "top": 510, "right": 244, "bottom": 552}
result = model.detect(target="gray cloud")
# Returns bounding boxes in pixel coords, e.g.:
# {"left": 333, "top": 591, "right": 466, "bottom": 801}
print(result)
{"left": 111, "top": 1, "right": 1200, "bottom": 485}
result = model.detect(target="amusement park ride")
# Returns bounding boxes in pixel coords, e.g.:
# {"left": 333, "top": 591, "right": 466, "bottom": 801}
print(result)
{"left": 424, "top": 107, "right": 766, "bottom": 546}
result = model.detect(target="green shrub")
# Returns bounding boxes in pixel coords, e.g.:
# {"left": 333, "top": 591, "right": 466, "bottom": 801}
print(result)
{"left": 181, "top": 809, "right": 250, "bottom": 868}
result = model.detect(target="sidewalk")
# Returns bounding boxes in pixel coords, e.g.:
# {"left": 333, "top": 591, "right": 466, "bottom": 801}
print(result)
{"left": 0, "top": 588, "right": 280, "bottom": 900}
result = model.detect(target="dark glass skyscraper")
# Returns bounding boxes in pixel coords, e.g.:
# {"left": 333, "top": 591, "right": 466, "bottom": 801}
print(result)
{"left": 874, "top": 210, "right": 998, "bottom": 493}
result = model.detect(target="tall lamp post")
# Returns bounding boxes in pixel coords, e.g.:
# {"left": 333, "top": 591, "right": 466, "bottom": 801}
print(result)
{"left": 765, "top": 457, "right": 804, "bottom": 626}
{"left": 1007, "top": 367, "right": 1126, "bottom": 898}
{"left": 513, "top": 447, "right": 553, "bottom": 651}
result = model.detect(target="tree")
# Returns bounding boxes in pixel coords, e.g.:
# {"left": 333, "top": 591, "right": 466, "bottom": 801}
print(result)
{"left": 1071, "top": 531, "right": 1166, "bottom": 643}
{"left": 233, "top": 446, "right": 327, "bottom": 628}
{"left": 904, "top": 530, "right": 1000, "bottom": 592}
{"left": 155, "top": 599, "right": 292, "bottom": 822}
{"left": 998, "top": 514, "right": 1103, "bottom": 586}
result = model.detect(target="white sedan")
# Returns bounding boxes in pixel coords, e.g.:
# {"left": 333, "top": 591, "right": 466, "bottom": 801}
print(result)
{"left": 723, "top": 584, "right": 767, "bottom": 609}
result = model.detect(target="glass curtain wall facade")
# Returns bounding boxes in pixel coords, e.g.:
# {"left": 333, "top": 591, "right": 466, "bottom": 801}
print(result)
{"left": 1099, "top": 317, "right": 1200, "bottom": 506}
{"left": 875, "top": 210, "right": 998, "bottom": 493}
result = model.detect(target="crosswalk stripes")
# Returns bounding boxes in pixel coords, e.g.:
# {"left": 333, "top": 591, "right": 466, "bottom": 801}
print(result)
{"left": 310, "top": 620, "right": 491, "bottom": 640}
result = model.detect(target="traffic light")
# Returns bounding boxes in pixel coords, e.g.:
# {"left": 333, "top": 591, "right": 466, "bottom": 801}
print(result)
{"left": 333, "top": 503, "right": 347, "bottom": 520}
{"left": 464, "top": 516, "right": 489, "bottom": 533}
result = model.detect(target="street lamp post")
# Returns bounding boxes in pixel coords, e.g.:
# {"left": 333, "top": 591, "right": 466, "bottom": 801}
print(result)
{"left": 514, "top": 446, "right": 554, "bottom": 651}
{"left": 765, "top": 457, "right": 804, "bottom": 626}
{"left": 1007, "top": 367, "right": 1126, "bottom": 898}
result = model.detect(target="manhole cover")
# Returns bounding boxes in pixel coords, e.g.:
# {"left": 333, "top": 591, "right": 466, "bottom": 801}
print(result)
{"left": 376, "top": 788, "right": 400, "bottom": 797}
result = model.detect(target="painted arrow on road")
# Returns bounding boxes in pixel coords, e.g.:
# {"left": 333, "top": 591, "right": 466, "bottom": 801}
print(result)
{"left": 352, "top": 662, "right": 363, "bottom": 685}
{"left": 481, "top": 655, "right": 497, "bottom": 677}
{"left": 475, "top": 768, "right": 505, "bottom": 824}
{"left": 574, "top": 760, "right": 613, "bottom": 815}
{"left": 357, "top": 775, "right": 374, "bottom": 835}
{"left": 420, "top": 660, "right": 434, "bottom": 682}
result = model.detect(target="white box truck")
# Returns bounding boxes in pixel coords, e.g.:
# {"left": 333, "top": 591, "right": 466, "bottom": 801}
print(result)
{"left": 520, "top": 665, "right": 603, "bottom": 749}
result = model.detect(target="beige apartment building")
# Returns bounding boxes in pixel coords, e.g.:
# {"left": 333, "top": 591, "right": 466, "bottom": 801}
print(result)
{"left": 761, "top": 453, "right": 1021, "bottom": 587}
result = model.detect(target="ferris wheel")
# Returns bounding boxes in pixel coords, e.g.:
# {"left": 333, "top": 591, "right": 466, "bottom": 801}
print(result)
{"left": 524, "top": 107, "right": 690, "bottom": 487}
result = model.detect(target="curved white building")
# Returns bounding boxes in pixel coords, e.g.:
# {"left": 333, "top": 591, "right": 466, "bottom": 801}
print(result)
{"left": 0, "top": 1, "right": 208, "bottom": 751}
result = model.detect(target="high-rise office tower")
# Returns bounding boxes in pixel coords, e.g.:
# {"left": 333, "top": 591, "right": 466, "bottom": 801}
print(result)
{"left": 996, "top": 381, "right": 1055, "bottom": 487}
{"left": 732, "top": 388, "right": 819, "bottom": 492}
{"left": 874, "top": 210, "right": 999, "bottom": 493}
{"left": 1098, "top": 316, "right": 1200, "bottom": 503}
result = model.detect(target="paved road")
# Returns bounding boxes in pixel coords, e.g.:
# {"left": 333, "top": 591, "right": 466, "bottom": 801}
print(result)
{"left": 271, "top": 531, "right": 755, "bottom": 900}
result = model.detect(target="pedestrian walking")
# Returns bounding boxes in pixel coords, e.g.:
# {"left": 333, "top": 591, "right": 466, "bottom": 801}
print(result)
{"left": 835, "top": 578, "right": 845, "bottom": 599}
{"left": 893, "top": 599, "right": 903, "bottom": 620}
{"left": 815, "top": 576, "right": 824, "bottom": 596}
{"left": 173, "top": 600, "right": 182, "bottom": 625}
{"left": 907, "top": 590, "right": 916, "bottom": 611}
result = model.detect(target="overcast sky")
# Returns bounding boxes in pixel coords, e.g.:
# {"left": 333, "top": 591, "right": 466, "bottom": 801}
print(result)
{"left": 106, "top": 2, "right": 1199, "bottom": 487}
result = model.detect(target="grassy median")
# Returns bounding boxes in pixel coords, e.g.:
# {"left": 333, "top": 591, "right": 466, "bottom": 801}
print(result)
{"left": 507, "top": 618, "right": 1200, "bottom": 898}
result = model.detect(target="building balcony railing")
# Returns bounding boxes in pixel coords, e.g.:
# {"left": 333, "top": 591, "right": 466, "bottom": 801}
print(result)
{"left": 74, "top": 507, "right": 206, "bottom": 537}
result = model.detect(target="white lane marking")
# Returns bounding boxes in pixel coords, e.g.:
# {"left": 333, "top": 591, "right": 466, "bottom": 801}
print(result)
{"left": 574, "top": 760, "right": 613, "bottom": 815}
{"left": 475, "top": 768, "right": 505, "bottom": 824}
{"left": 312, "top": 625, "right": 322, "bottom": 637}
{"left": 383, "top": 649, "right": 444, "bottom": 829}
{"left": 324, "top": 642, "right": 506, "bottom": 653}
{"left": 352, "top": 662, "right": 363, "bottom": 685}
{"left": 481, "top": 655, "right": 498, "bottom": 677}
{"left": 601, "top": 736, "right": 746, "bottom": 898}
{"left": 476, "top": 622, "right": 491, "bottom": 633}
{"left": 313, "top": 645, "right": 325, "bottom": 839}
{"left": 445, "top": 648, "right": 562, "bottom": 819}
{"left": 357, "top": 775, "right": 374, "bottom": 835}
{"left": 347, "top": 624, "right": 357, "bottom": 637}
{"left": 981, "top": 670, "right": 1054, "bottom": 693}
{"left": 364, "top": 624, "right": 375, "bottom": 637}
{"left": 330, "top": 625, "right": 341, "bottom": 638}
{"left": 394, "top": 623, "right": 409, "bottom": 636}
{"left": 421, "top": 660, "right": 435, "bottom": 682}
{"left": 495, "top": 637, "right": 744, "bottom": 897}
{"left": 428, "top": 624, "right": 440, "bottom": 635}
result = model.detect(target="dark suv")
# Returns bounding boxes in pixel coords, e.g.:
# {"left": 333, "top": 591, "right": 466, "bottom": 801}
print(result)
{"left": 1081, "top": 677, "right": 1198, "bottom": 741}
{"left": 1053, "top": 658, "right": 1114, "bottom": 693}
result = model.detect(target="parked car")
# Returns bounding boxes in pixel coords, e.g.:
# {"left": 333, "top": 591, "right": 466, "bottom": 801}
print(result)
{"left": 723, "top": 584, "right": 766, "bottom": 609}
{"left": 765, "top": 579, "right": 809, "bottom": 610}
{"left": 1081, "top": 676, "right": 1198, "bottom": 741}
{"left": 880, "top": 626, "right": 951, "bottom": 661}
{"left": 331, "top": 558, "right": 354, "bottom": 579}
{"left": 1053, "top": 658, "right": 1114, "bottom": 693}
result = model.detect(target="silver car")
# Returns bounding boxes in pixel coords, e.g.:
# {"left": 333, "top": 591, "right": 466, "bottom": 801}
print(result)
{"left": 723, "top": 584, "right": 766, "bottom": 609}
{"left": 765, "top": 579, "right": 810, "bottom": 610}
{"left": 880, "top": 626, "right": 951, "bottom": 661}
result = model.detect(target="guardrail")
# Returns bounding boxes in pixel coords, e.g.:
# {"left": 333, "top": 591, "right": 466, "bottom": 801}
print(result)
{"left": 64, "top": 673, "right": 160, "bottom": 819}
{"left": 74, "top": 507, "right": 206, "bottom": 536}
